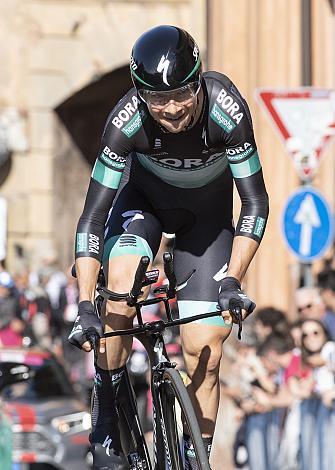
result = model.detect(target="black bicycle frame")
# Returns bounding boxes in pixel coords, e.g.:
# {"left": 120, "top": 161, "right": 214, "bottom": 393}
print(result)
{"left": 135, "top": 328, "right": 175, "bottom": 470}
{"left": 91, "top": 253, "right": 242, "bottom": 469}
{"left": 99, "top": 292, "right": 189, "bottom": 470}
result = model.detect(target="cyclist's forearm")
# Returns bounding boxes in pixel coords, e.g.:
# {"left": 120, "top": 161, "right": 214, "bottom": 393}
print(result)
{"left": 76, "top": 257, "right": 101, "bottom": 302}
{"left": 226, "top": 236, "right": 259, "bottom": 282}
{"left": 234, "top": 169, "right": 269, "bottom": 244}
{"left": 228, "top": 169, "right": 269, "bottom": 282}
{"left": 75, "top": 179, "right": 117, "bottom": 261}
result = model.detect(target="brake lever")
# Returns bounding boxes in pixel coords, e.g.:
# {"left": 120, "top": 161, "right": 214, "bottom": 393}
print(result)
{"left": 229, "top": 299, "right": 244, "bottom": 340}
{"left": 231, "top": 306, "right": 243, "bottom": 340}
{"left": 85, "top": 329, "right": 100, "bottom": 365}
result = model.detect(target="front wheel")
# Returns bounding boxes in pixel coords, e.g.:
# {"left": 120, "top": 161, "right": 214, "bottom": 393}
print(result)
{"left": 155, "top": 367, "right": 211, "bottom": 470}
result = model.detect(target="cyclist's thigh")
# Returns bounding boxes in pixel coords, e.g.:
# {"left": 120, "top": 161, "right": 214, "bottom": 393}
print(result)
{"left": 103, "top": 177, "right": 162, "bottom": 293}
{"left": 174, "top": 206, "right": 234, "bottom": 331}
{"left": 99, "top": 180, "right": 162, "bottom": 367}
{"left": 175, "top": 220, "right": 234, "bottom": 354}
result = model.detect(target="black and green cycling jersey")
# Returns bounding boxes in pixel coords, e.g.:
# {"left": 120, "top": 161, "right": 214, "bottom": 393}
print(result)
{"left": 75, "top": 71, "right": 269, "bottom": 325}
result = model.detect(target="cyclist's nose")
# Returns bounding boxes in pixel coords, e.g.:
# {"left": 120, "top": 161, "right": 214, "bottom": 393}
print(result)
{"left": 163, "top": 101, "right": 183, "bottom": 117}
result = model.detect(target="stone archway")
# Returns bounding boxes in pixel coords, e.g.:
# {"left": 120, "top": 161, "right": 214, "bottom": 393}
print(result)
{"left": 53, "top": 64, "right": 132, "bottom": 268}
{"left": 55, "top": 64, "right": 132, "bottom": 166}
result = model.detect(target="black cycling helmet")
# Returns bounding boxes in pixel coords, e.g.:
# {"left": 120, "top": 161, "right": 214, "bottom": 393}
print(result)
{"left": 130, "top": 25, "right": 202, "bottom": 93}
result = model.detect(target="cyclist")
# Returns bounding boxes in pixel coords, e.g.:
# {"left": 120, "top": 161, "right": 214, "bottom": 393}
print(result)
{"left": 69, "top": 25, "right": 269, "bottom": 469}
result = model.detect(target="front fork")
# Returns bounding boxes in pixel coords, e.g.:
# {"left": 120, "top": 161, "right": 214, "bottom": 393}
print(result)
{"left": 117, "top": 366, "right": 152, "bottom": 469}
{"left": 135, "top": 331, "right": 176, "bottom": 470}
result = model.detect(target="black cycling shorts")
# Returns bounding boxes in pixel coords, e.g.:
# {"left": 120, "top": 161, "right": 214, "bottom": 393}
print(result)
{"left": 103, "top": 156, "right": 234, "bottom": 327}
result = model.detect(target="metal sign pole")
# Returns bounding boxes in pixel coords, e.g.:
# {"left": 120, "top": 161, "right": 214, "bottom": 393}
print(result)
{"left": 300, "top": 179, "right": 313, "bottom": 287}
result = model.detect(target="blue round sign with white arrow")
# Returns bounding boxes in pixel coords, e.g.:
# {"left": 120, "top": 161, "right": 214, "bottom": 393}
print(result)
{"left": 282, "top": 187, "right": 334, "bottom": 263}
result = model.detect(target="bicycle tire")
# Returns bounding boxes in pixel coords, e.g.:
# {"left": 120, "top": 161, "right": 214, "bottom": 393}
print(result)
{"left": 156, "top": 367, "right": 211, "bottom": 470}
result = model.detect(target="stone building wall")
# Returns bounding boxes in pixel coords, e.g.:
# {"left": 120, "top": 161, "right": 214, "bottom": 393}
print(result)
{"left": 208, "top": 0, "right": 335, "bottom": 313}
{"left": 0, "top": 0, "right": 206, "bottom": 269}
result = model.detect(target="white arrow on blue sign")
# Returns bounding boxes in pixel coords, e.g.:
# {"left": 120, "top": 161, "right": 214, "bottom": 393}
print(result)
{"left": 282, "top": 187, "right": 334, "bottom": 262}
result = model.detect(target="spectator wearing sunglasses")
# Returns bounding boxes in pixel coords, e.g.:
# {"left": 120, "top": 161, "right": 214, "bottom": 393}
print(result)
{"left": 295, "top": 287, "right": 335, "bottom": 341}
{"left": 300, "top": 319, "right": 335, "bottom": 401}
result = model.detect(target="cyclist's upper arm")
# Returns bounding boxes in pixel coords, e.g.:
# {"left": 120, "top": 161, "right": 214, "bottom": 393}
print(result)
{"left": 210, "top": 77, "right": 269, "bottom": 243}
{"left": 75, "top": 91, "right": 141, "bottom": 261}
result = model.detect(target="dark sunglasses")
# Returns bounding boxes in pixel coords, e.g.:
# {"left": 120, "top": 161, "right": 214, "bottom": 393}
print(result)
{"left": 297, "top": 303, "right": 313, "bottom": 313}
{"left": 302, "top": 330, "right": 322, "bottom": 339}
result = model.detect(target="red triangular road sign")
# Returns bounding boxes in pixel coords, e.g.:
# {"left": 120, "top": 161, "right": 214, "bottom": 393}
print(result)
{"left": 256, "top": 88, "right": 335, "bottom": 181}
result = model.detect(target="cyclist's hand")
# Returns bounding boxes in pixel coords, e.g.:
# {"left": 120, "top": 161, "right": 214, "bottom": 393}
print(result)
{"left": 68, "top": 301, "right": 106, "bottom": 353}
{"left": 218, "top": 276, "right": 256, "bottom": 325}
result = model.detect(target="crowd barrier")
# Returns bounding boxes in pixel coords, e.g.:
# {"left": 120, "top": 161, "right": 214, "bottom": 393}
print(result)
{"left": 243, "top": 398, "right": 335, "bottom": 470}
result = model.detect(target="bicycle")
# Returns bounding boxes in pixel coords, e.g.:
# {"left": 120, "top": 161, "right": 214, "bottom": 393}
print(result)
{"left": 84, "top": 252, "right": 243, "bottom": 470}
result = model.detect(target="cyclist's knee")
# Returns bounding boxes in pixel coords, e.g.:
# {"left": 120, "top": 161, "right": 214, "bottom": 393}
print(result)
{"left": 105, "top": 255, "right": 152, "bottom": 294}
{"left": 105, "top": 297, "right": 136, "bottom": 320}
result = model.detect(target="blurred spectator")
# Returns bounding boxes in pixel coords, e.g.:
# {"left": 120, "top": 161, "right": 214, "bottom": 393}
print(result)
{"left": 57, "top": 266, "right": 86, "bottom": 382}
{"left": 36, "top": 266, "right": 63, "bottom": 347}
{"left": 233, "top": 333, "right": 295, "bottom": 470}
{"left": 254, "top": 307, "right": 289, "bottom": 344}
{"left": 298, "top": 319, "right": 335, "bottom": 469}
{"left": 0, "top": 271, "right": 25, "bottom": 346}
{"left": 0, "top": 271, "right": 17, "bottom": 328}
{"left": 317, "top": 268, "right": 335, "bottom": 313}
{"left": 290, "top": 319, "right": 303, "bottom": 349}
{"left": 295, "top": 287, "right": 335, "bottom": 340}
{"left": 300, "top": 319, "right": 335, "bottom": 399}
{"left": 30, "top": 255, "right": 67, "bottom": 309}
{"left": 12, "top": 267, "right": 53, "bottom": 348}
{"left": 58, "top": 266, "right": 79, "bottom": 338}
{"left": 29, "top": 255, "right": 67, "bottom": 342}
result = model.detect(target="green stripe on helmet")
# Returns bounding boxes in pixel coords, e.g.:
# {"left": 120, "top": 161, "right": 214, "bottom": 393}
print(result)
{"left": 181, "top": 56, "right": 201, "bottom": 83}
{"left": 131, "top": 69, "right": 155, "bottom": 88}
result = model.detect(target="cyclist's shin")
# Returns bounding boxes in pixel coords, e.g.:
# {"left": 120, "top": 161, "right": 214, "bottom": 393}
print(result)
{"left": 90, "top": 366, "right": 128, "bottom": 470}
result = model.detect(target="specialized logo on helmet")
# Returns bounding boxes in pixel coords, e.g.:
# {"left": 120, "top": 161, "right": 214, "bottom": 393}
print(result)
{"left": 193, "top": 45, "right": 199, "bottom": 61}
{"left": 130, "top": 56, "right": 138, "bottom": 71}
{"left": 157, "top": 55, "right": 170, "bottom": 86}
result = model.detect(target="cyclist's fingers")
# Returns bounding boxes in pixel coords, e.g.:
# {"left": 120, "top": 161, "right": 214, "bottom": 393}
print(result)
{"left": 241, "top": 308, "right": 249, "bottom": 321}
{"left": 222, "top": 308, "right": 247, "bottom": 324}
{"left": 99, "top": 337, "right": 106, "bottom": 354}
{"left": 221, "top": 310, "right": 233, "bottom": 325}
{"left": 82, "top": 340, "right": 92, "bottom": 352}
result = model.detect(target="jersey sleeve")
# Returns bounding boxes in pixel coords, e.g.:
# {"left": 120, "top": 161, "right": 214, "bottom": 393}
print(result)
{"left": 213, "top": 78, "right": 269, "bottom": 243}
{"left": 75, "top": 90, "right": 140, "bottom": 261}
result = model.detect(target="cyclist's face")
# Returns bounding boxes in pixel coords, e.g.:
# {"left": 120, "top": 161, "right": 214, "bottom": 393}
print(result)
{"left": 142, "top": 83, "right": 203, "bottom": 133}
